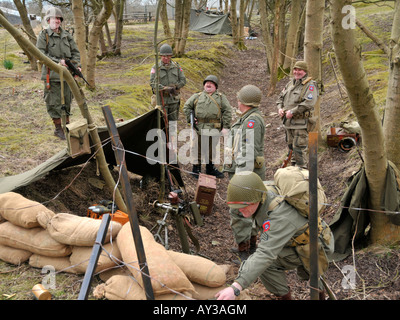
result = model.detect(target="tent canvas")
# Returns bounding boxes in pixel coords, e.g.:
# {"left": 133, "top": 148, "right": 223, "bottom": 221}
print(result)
{"left": 189, "top": 9, "right": 250, "bottom": 35}
{"left": 0, "top": 109, "right": 183, "bottom": 194}
{"left": 189, "top": 9, "right": 232, "bottom": 35}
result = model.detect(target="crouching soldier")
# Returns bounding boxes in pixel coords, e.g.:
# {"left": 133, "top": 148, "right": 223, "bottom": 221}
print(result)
{"left": 216, "top": 171, "right": 334, "bottom": 300}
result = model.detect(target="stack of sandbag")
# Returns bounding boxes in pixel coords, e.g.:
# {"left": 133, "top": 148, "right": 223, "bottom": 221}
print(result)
{"left": 0, "top": 192, "right": 122, "bottom": 274}
{"left": 94, "top": 222, "right": 250, "bottom": 300}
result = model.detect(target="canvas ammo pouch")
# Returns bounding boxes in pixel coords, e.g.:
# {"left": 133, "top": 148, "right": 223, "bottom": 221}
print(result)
{"left": 66, "top": 119, "right": 91, "bottom": 158}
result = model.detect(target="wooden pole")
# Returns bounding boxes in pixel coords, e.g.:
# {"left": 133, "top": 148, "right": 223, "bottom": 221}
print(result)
{"left": 102, "top": 105, "right": 154, "bottom": 300}
{"left": 308, "top": 131, "right": 319, "bottom": 300}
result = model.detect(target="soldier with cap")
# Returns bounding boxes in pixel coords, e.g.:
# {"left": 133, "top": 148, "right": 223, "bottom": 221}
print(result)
{"left": 36, "top": 6, "right": 81, "bottom": 140}
{"left": 183, "top": 75, "right": 232, "bottom": 178}
{"left": 276, "top": 60, "right": 318, "bottom": 168}
{"left": 223, "top": 84, "right": 266, "bottom": 264}
{"left": 215, "top": 171, "right": 333, "bottom": 300}
{"left": 150, "top": 43, "right": 186, "bottom": 138}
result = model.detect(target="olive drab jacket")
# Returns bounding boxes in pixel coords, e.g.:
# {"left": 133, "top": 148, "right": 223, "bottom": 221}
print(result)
{"left": 150, "top": 60, "right": 186, "bottom": 105}
{"left": 234, "top": 191, "right": 334, "bottom": 290}
{"left": 183, "top": 91, "right": 232, "bottom": 136}
{"left": 36, "top": 26, "right": 81, "bottom": 82}
{"left": 223, "top": 108, "right": 265, "bottom": 177}
{"left": 276, "top": 74, "right": 318, "bottom": 130}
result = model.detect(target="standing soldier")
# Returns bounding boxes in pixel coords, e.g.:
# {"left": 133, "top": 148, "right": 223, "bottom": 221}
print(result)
{"left": 276, "top": 60, "right": 318, "bottom": 168}
{"left": 183, "top": 75, "right": 232, "bottom": 178}
{"left": 150, "top": 43, "right": 186, "bottom": 139}
{"left": 36, "top": 7, "right": 81, "bottom": 140}
{"left": 223, "top": 84, "right": 266, "bottom": 264}
{"left": 216, "top": 171, "right": 333, "bottom": 300}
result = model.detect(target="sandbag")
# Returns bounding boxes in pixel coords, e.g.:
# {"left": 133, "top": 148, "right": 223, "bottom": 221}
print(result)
{"left": 0, "top": 222, "right": 71, "bottom": 257}
{"left": 37, "top": 210, "right": 55, "bottom": 229}
{"left": 0, "top": 243, "right": 32, "bottom": 265}
{"left": 94, "top": 275, "right": 193, "bottom": 300}
{"left": 47, "top": 213, "right": 122, "bottom": 246}
{"left": 69, "top": 242, "right": 122, "bottom": 273}
{"left": 116, "top": 223, "right": 195, "bottom": 295}
{"left": 0, "top": 192, "right": 54, "bottom": 228}
{"left": 167, "top": 250, "right": 226, "bottom": 287}
{"left": 29, "top": 254, "right": 77, "bottom": 274}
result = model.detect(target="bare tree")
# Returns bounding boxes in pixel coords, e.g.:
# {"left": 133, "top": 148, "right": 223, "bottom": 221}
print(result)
{"left": 86, "top": 0, "right": 113, "bottom": 87}
{"left": 330, "top": 0, "right": 400, "bottom": 244}
{"left": 13, "top": 0, "right": 38, "bottom": 70}
{"left": 383, "top": 0, "right": 400, "bottom": 171}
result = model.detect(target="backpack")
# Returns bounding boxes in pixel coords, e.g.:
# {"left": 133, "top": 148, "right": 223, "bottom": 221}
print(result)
{"left": 264, "top": 166, "right": 327, "bottom": 217}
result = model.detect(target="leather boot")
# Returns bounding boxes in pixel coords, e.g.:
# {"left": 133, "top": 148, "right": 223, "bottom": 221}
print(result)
{"left": 232, "top": 240, "right": 250, "bottom": 265}
{"left": 206, "top": 163, "right": 224, "bottom": 178}
{"left": 277, "top": 291, "right": 292, "bottom": 300}
{"left": 53, "top": 118, "right": 66, "bottom": 140}
{"left": 191, "top": 165, "right": 201, "bottom": 179}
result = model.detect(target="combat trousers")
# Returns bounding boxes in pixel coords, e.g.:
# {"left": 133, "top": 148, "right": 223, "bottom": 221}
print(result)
{"left": 44, "top": 81, "right": 72, "bottom": 119}
{"left": 258, "top": 246, "right": 323, "bottom": 297}
{"left": 285, "top": 127, "right": 308, "bottom": 167}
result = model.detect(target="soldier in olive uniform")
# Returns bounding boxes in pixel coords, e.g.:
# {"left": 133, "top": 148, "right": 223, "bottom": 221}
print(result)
{"left": 36, "top": 7, "right": 81, "bottom": 140}
{"left": 216, "top": 171, "right": 333, "bottom": 300}
{"left": 150, "top": 43, "right": 186, "bottom": 138}
{"left": 276, "top": 61, "right": 318, "bottom": 168}
{"left": 183, "top": 75, "right": 232, "bottom": 178}
{"left": 223, "top": 85, "right": 266, "bottom": 264}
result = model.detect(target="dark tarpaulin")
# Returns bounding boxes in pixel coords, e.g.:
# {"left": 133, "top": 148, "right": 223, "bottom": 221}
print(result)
{"left": 328, "top": 161, "right": 400, "bottom": 261}
{"left": 0, "top": 109, "right": 184, "bottom": 194}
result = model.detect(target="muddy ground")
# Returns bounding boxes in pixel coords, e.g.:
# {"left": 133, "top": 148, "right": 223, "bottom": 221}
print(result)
{"left": 10, "top": 34, "right": 400, "bottom": 301}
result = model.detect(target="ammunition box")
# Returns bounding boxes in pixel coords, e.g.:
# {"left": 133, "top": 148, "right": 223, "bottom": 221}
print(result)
{"left": 195, "top": 173, "right": 216, "bottom": 216}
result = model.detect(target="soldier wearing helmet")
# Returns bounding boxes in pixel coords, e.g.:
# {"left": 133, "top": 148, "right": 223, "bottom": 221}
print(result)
{"left": 215, "top": 171, "right": 333, "bottom": 300}
{"left": 150, "top": 43, "right": 186, "bottom": 138}
{"left": 276, "top": 60, "right": 318, "bottom": 168}
{"left": 183, "top": 75, "right": 232, "bottom": 178}
{"left": 223, "top": 84, "right": 266, "bottom": 264}
{"left": 36, "top": 6, "right": 81, "bottom": 140}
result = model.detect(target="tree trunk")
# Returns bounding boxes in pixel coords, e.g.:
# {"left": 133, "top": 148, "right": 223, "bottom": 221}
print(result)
{"left": 230, "top": 0, "right": 239, "bottom": 47}
{"left": 304, "top": 0, "right": 324, "bottom": 142}
{"left": 0, "top": 13, "right": 127, "bottom": 213}
{"left": 283, "top": 0, "right": 304, "bottom": 70}
{"left": 176, "top": 0, "right": 191, "bottom": 56}
{"left": 113, "top": 0, "right": 125, "bottom": 55}
{"left": 160, "top": 0, "right": 172, "bottom": 45}
{"left": 86, "top": 0, "right": 114, "bottom": 87}
{"left": 330, "top": 0, "right": 400, "bottom": 244}
{"left": 356, "top": 18, "right": 389, "bottom": 55}
{"left": 72, "top": 0, "right": 87, "bottom": 77}
{"left": 259, "top": 0, "right": 273, "bottom": 71}
{"left": 13, "top": 0, "right": 37, "bottom": 70}
{"left": 383, "top": 0, "right": 400, "bottom": 170}
{"left": 237, "top": 0, "right": 247, "bottom": 50}
{"left": 267, "top": 0, "right": 284, "bottom": 96}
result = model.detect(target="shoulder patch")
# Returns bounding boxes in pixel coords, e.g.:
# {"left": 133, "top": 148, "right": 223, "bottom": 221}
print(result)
{"left": 247, "top": 119, "right": 255, "bottom": 128}
{"left": 262, "top": 220, "right": 271, "bottom": 232}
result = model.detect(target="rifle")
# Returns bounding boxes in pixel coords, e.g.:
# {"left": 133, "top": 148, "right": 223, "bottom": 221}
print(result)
{"left": 281, "top": 149, "right": 293, "bottom": 168}
{"left": 65, "top": 58, "right": 91, "bottom": 86}
{"left": 190, "top": 110, "right": 198, "bottom": 140}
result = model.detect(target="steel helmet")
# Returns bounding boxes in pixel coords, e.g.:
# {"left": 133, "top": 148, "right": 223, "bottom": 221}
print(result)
{"left": 237, "top": 84, "right": 262, "bottom": 107}
{"left": 159, "top": 43, "right": 173, "bottom": 56}
{"left": 45, "top": 7, "right": 64, "bottom": 22}
{"left": 293, "top": 60, "right": 308, "bottom": 71}
{"left": 227, "top": 171, "right": 267, "bottom": 209}
{"left": 203, "top": 75, "right": 219, "bottom": 89}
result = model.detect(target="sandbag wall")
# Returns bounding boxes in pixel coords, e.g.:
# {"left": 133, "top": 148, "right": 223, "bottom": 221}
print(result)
{"left": 0, "top": 192, "right": 249, "bottom": 300}
{"left": 0, "top": 192, "right": 122, "bottom": 274}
